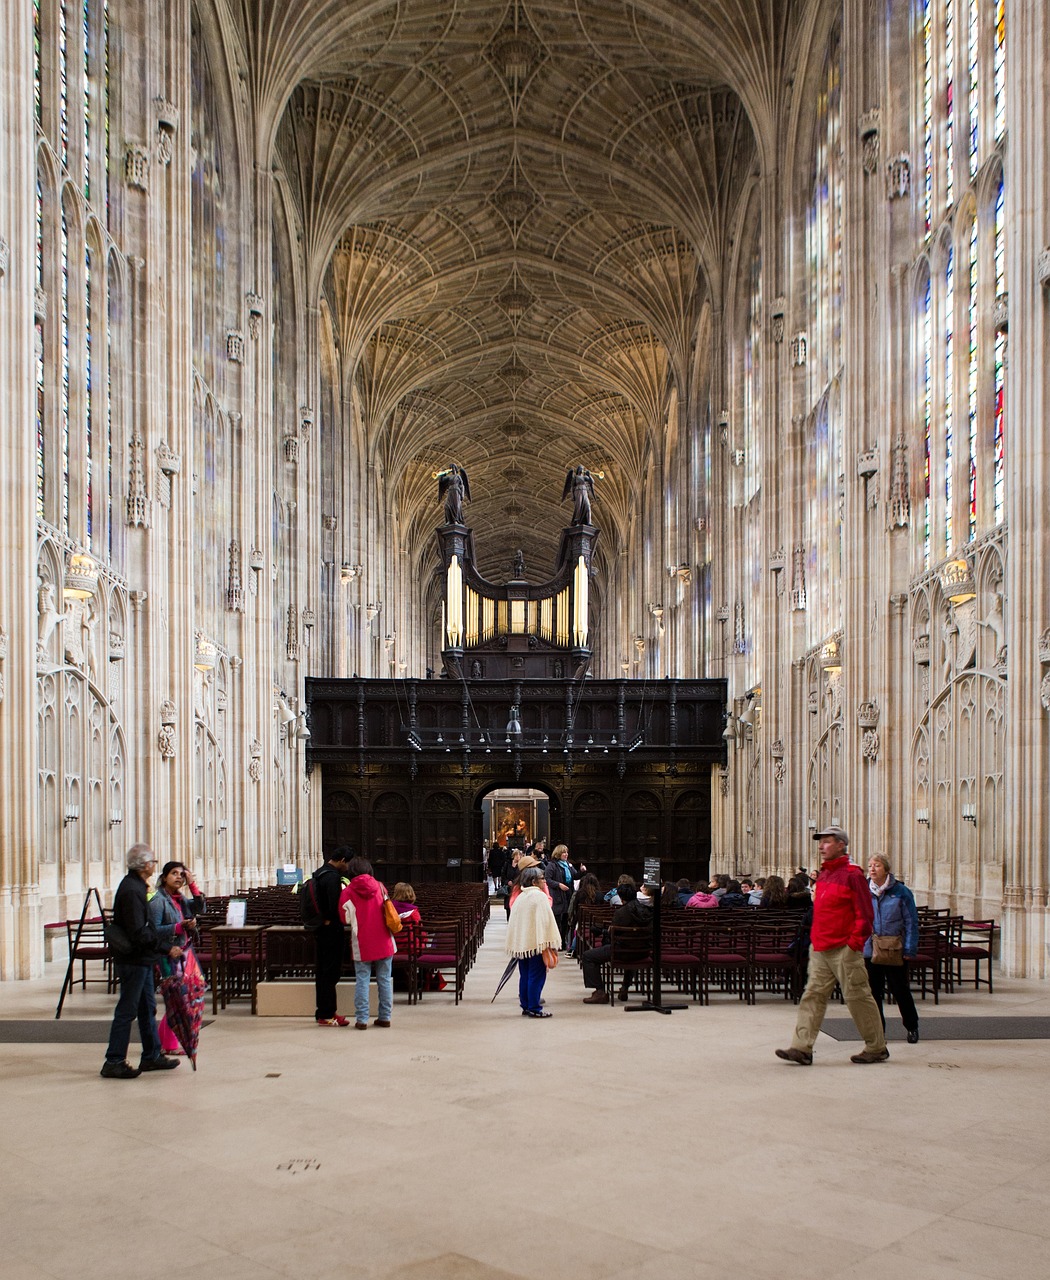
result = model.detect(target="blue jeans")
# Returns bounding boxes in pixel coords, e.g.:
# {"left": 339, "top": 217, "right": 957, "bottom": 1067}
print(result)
{"left": 354, "top": 956, "right": 393, "bottom": 1025}
{"left": 105, "top": 962, "right": 162, "bottom": 1064}
{"left": 517, "top": 954, "right": 547, "bottom": 1012}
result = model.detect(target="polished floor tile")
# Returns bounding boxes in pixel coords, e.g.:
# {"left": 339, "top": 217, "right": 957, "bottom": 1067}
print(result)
{"left": 3, "top": 916, "right": 1050, "bottom": 1280}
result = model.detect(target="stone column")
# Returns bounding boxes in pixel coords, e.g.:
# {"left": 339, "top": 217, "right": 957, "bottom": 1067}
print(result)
{"left": 1002, "top": 0, "right": 1050, "bottom": 975}
{"left": 0, "top": 0, "right": 43, "bottom": 976}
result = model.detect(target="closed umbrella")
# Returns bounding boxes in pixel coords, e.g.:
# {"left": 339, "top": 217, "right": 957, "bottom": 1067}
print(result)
{"left": 156, "top": 953, "right": 205, "bottom": 1069}
{"left": 491, "top": 957, "right": 519, "bottom": 1002}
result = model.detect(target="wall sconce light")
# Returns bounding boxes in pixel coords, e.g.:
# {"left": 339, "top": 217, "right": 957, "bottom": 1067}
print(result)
{"left": 194, "top": 634, "right": 216, "bottom": 671}
{"left": 64, "top": 553, "right": 99, "bottom": 600}
{"left": 276, "top": 693, "right": 296, "bottom": 729}
{"left": 819, "top": 638, "right": 843, "bottom": 673}
{"left": 941, "top": 557, "right": 977, "bottom": 604}
{"left": 340, "top": 563, "right": 362, "bottom": 583}
{"left": 64, "top": 803, "right": 80, "bottom": 825}
{"left": 634, "top": 635, "right": 645, "bottom": 656}
{"left": 916, "top": 808, "right": 930, "bottom": 825}
{"left": 366, "top": 602, "right": 381, "bottom": 621}
{"left": 620, "top": 656, "right": 630, "bottom": 675}
{"left": 295, "top": 712, "right": 311, "bottom": 741}
{"left": 961, "top": 803, "right": 977, "bottom": 824}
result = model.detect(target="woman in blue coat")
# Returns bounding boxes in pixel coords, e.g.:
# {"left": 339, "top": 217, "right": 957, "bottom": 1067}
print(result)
{"left": 864, "top": 855, "right": 920, "bottom": 1043}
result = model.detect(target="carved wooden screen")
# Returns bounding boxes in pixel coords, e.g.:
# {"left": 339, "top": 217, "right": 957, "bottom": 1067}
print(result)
{"left": 622, "top": 789, "right": 662, "bottom": 856}
{"left": 322, "top": 788, "right": 361, "bottom": 854}
{"left": 370, "top": 791, "right": 411, "bottom": 863}
{"left": 420, "top": 790, "right": 463, "bottom": 865}
{"left": 570, "top": 790, "right": 612, "bottom": 866}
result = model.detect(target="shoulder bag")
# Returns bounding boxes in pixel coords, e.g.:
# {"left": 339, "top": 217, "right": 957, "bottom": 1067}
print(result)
{"left": 871, "top": 933, "right": 904, "bottom": 966}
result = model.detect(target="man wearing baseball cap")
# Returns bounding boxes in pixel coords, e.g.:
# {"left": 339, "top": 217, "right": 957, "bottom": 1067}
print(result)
{"left": 775, "top": 826, "right": 889, "bottom": 1066}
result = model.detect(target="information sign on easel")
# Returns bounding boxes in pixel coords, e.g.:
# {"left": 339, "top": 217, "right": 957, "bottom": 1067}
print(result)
{"left": 624, "top": 858, "right": 689, "bottom": 1016}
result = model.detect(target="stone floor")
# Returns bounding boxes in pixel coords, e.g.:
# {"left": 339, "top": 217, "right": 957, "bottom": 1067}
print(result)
{"left": 2, "top": 916, "right": 1050, "bottom": 1280}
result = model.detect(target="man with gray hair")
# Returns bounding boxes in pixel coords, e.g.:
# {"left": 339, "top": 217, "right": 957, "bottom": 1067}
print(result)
{"left": 775, "top": 826, "right": 889, "bottom": 1066}
{"left": 101, "top": 843, "right": 184, "bottom": 1079}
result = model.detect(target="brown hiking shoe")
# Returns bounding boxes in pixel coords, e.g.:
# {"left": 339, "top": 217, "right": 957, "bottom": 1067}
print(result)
{"left": 582, "top": 991, "right": 610, "bottom": 1004}
{"left": 850, "top": 1047, "right": 890, "bottom": 1063}
{"left": 775, "top": 1047, "right": 813, "bottom": 1066}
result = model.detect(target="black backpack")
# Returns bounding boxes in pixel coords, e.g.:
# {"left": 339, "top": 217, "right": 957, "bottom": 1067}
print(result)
{"left": 299, "top": 878, "right": 324, "bottom": 930}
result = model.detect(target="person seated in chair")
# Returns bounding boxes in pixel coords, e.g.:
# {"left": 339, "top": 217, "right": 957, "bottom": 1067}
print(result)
{"left": 581, "top": 879, "right": 655, "bottom": 1005}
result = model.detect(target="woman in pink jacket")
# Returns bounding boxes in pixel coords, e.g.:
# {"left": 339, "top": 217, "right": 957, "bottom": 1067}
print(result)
{"left": 339, "top": 857, "right": 397, "bottom": 1029}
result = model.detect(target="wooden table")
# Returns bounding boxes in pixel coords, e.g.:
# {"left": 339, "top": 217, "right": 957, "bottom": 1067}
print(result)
{"left": 210, "top": 925, "right": 266, "bottom": 1014}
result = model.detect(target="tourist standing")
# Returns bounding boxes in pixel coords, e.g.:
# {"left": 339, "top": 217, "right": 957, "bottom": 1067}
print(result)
{"left": 309, "top": 848, "right": 351, "bottom": 1026}
{"left": 101, "top": 844, "right": 182, "bottom": 1078}
{"left": 506, "top": 867, "right": 561, "bottom": 1018}
{"left": 340, "top": 856, "right": 397, "bottom": 1029}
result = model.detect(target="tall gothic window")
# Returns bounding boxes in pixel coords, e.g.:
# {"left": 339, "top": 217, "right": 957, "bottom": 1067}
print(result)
{"left": 35, "top": 1, "right": 120, "bottom": 550}
{"left": 993, "top": 179, "right": 1005, "bottom": 523}
{"left": 966, "top": 217, "right": 978, "bottom": 542}
{"left": 922, "top": 272, "right": 933, "bottom": 567}
{"left": 804, "top": 27, "right": 843, "bottom": 643}
{"left": 914, "top": 1, "right": 1006, "bottom": 567}
{"left": 743, "top": 248, "right": 762, "bottom": 504}
{"left": 943, "top": 243, "right": 954, "bottom": 555}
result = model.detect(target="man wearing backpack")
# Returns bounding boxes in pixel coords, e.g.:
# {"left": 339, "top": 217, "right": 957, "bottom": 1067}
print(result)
{"left": 308, "top": 848, "right": 351, "bottom": 1026}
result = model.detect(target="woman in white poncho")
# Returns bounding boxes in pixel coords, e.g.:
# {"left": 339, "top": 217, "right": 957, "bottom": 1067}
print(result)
{"left": 506, "top": 866, "right": 562, "bottom": 1018}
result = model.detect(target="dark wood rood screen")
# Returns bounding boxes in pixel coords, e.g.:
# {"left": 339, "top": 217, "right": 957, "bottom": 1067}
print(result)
{"left": 306, "top": 677, "right": 727, "bottom": 887}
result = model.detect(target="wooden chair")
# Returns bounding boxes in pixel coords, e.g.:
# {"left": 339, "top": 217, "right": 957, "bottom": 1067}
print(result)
{"left": 416, "top": 916, "right": 469, "bottom": 1004}
{"left": 65, "top": 917, "right": 115, "bottom": 993}
{"left": 751, "top": 921, "right": 804, "bottom": 1002}
{"left": 910, "top": 918, "right": 953, "bottom": 1003}
{"left": 951, "top": 918, "right": 998, "bottom": 992}
{"left": 660, "top": 921, "right": 705, "bottom": 1002}
{"left": 704, "top": 920, "right": 754, "bottom": 1003}
{"left": 602, "top": 925, "right": 653, "bottom": 1005}
{"left": 391, "top": 919, "right": 425, "bottom": 1004}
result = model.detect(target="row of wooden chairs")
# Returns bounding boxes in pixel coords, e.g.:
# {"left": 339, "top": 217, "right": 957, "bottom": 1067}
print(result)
{"left": 574, "top": 904, "right": 999, "bottom": 1007}
{"left": 912, "top": 910, "right": 998, "bottom": 1003}
{"left": 575, "top": 911, "right": 807, "bottom": 1007}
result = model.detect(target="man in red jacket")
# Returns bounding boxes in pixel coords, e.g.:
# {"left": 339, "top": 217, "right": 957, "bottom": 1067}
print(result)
{"left": 776, "top": 827, "right": 889, "bottom": 1065}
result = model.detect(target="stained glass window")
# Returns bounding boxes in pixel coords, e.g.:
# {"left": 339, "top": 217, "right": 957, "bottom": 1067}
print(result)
{"left": 945, "top": 0, "right": 956, "bottom": 209}
{"left": 744, "top": 248, "right": 761, "bottom": 503}
{"left": 967, "top": 218, "right": 977, "bottom": 541}
{"left": 923, "top": 0, "right": 933, "bottom": 234}
{"left": 103, "top": 0, "right": 110, "bottom": 214}
{"left": 60, "top": 208, "right": 70, "bottom": 532}
{"left": 36, "top": 178, "right": 45, "bottom": 520}
{"left": 944, "top": 244, "right": 954, "bottom": 554}
{"left": 59, "top": 0, "right": 69, "bottom": 170}
{"left": 993, "top": 0, "right": 1005, "bottom": 142}
{"left": 34, "top": 0, "right": 42, "bottom": 124}
{"left": 85, "top": 242, "right": 93, "bottom": 544}
{"left": 83, "top": 0, "right": 91, "bottom": 199}
{"left": 967, "top": 0, "right": 979, "bottom": 176}
{"left": 923, "top": 275, "right": 933, "bottom": 568}
{"left": 993, "top": 180, "right": 1005, "bottom": 523}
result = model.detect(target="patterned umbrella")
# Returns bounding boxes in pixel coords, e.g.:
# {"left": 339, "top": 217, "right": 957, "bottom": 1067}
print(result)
{"left": 157, "top": 953, "right": 205, "bottom": 1070}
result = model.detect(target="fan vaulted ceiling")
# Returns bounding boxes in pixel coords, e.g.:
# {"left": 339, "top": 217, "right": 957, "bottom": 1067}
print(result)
{"left": 260, "top": 0, "right": 799, "bottom": 582}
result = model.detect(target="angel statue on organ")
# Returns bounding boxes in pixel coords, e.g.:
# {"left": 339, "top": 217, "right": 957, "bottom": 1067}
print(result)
{"left": 563, "top": 465, "right": 597, "bottom": 526}
{"left": 437, "top": 463, "right": 471, "bottom": 525}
